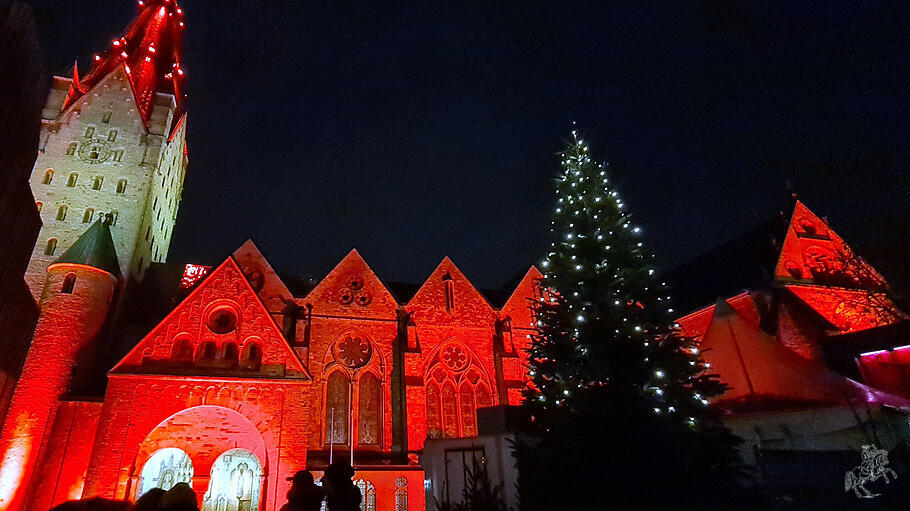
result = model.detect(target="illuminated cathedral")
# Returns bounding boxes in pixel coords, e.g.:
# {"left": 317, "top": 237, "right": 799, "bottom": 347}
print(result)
{"left": 2, "top": 2, "right": 910, "bottom": 511}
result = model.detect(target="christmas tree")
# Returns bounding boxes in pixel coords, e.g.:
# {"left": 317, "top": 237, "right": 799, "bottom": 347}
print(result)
{"left": 517, "top": 131, "right": 747, "bottom": 510}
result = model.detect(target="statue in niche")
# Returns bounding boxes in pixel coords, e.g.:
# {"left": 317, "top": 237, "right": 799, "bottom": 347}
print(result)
{"left": 230, "top": 462, "right": 254, "bottom": 511}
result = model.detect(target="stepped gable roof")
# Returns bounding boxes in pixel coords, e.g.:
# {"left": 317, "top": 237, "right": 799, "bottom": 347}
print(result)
{"left": 701, "top": 298, "right": 910, "bottom": 413}
{"left": 61, "top": 0, "right": 186, "bottom": 127}
{"left": 53, "top": 217, "right": 121, "bottom": 276}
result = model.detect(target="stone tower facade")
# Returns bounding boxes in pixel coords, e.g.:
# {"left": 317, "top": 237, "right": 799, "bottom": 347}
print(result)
{"left": 0, "top": 220, "right": 120, "bottom": 511}
{"left": 24, "top": 0, "right": 188, "bottom": 300}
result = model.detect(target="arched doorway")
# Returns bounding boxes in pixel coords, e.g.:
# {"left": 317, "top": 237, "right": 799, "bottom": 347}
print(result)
{"left": 203, "top": 448, "right": 263, "bottom": 511}
{"left": 138, "top": 448, "right": 193, "bottom": 497}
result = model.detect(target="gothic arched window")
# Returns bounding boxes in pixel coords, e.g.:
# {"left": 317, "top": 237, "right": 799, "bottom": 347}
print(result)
{"left": 43, "top": 168, "right": 54, "bottom": 184}
{"left": 223, "top": 342, "right": 238, "bottom": 362}
{"left": 56, "top": 205, "right": 68, "bottom": 221}
{"left": 425, "top": 341, "right": 494, "bottom": 438}
{"left": 240, "top": 341, "right": 262, "bottom": 370}
{"left": 354, "top": 479, "right": 376, "bottom": 511}
{"left": 82, "top": 207, "right": 94, "bottom": 223}
{"left": 358, "top": 372, "right": 381, "bottom": 446}
{"left": 92, "top": 176, "right": 103, "bottom": 190}
{"left": 35, "top": 201, "right": 42, "bottom": 213}
{"left": 67, "top": 172, "right": 78, "bottom": 187}
{"left": 394, "top": 478, "right": 408, "bottom": 511}
{"left": 325, "top": 371, "right": 350, "bottom": 444}
{"left": 196, "top": 341, "right": 216, "bottom": 363}
{"left": 117, "top": 179, "right": 127, "bottom": 194}
{"left": 44, "top": 238, "right": 57, "bottom": 256}
{"left": 66, "top": 143, "right": 77, "bottom": 155}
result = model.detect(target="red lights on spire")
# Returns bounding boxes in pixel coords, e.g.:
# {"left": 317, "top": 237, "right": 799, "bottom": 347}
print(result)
{"left": 61, "top": 0, "right": 186, "bottom": 127}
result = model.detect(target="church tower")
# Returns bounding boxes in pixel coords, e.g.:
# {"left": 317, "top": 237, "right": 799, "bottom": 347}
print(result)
{"left": 0, "top": 218, "right": 120, "bottom": 511}
{"left": 25, "top": 0, "right": 188, "bottom": 300}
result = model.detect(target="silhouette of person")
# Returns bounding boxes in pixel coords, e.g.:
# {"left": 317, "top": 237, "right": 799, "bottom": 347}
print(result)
{"left": 280, "top": 470, "right": 324, "bottom": 511}
{"left": 322, "top": 461, "right": 361, "bottom": 511}
{"left": 133, "top": 488, "right": 166, "bottom": 511}
{"left": 158, "top": 482, "right": 199, "bottom": 511}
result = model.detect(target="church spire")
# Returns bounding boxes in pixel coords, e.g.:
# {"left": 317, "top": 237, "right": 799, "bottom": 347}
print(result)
{"left": 61, "top": 0, "right": 186, "bottom": 125}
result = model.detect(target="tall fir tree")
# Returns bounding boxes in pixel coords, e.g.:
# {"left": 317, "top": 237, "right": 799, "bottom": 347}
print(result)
{"left": 517, "top": 131, "right": 747, "bottom": 510}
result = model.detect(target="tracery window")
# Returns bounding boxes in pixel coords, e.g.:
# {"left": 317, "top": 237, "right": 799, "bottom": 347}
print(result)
{"left": 324, "top": 334, "right": 383, "bottom": 448}
{"left": 325, "top": 371, "right": 350, "bottom": 444}
{"left": 425, "top": 341, "right": 494, "bottom": 438}
{"left": 394, "top": 477, "right": 407, "bottom": 511}
{"left": 358, "top": 372, "right": 381, "bottom": 446}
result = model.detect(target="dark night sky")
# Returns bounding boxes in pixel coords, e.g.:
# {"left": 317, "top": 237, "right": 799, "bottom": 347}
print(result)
{"left": 28, "top": 1, "right": 910, "bottom": 290}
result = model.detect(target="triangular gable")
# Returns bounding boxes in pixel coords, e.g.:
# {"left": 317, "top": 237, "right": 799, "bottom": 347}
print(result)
{"left": 774, "top": 201, "right": 885, "bottom": 288}
{"left": 233, "top": 239, "right": 294, "bottom": 314}
{"left": 112, "top": 257, "right": 309, "bottom": 379}
{"left": 303, "top": 249, "right": 398, "bottom": 319}
{"left": 407, "top": 257, "right": 495, "bottom": 325}
{"left": 500, "top": 267, "right": 543, "bottom": 330}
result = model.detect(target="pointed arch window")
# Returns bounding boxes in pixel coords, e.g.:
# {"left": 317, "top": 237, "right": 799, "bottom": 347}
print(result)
{"left": 92, "top": 176, "right": 103, "bottom": 190}
{"left": 35, "top": 201, "right": 42, "bottom": 213}
{"left": 117, "top": 179, "right": 128, "bottom": 194}
{"left": 394, "top": 478, "right": 408, "bottom": 511}
{"left": 67, "top": 172, "right": 78, "bottom": 187}
{"left": 61, "top": 273, "right": 76, "bottom": 294}
{"left": 66, "top": 143, "right": 77, "bottom": 155}
{"left": 82, "top": 207, "right": 94, "bottom": 223}
{"left": 425, "top": 341, "right": 494, "bottom": 438}
{"left": 325, "top": 371, "right": 350, "bottom": 444}
{"left": 42, "top": 168, "right": 54, "bottom": 184}
{"left": 56, "top": 204, "right": 68, "bottom": 221}
{"left": 196, "top": 341, "right": 216, "bottom": 362}
{"left": 358, "top": 372, "right": 381, "bottom": 446}
{"left": 223, "top": 342, "right": 238, "bottom": 362}
{"left": 354, "top": 479, "right": 376, "bottom": 511}
{"left": 443, "top": 272, "right": 455, "bottom": 312}
{"left": 44, "top": 238, "right": 57, "bottom": 256}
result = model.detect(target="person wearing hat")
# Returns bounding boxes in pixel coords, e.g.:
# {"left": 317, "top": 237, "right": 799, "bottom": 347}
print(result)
{"left": 322, "top": 461, "right": 361, "bottom": 511}
{"left": 280, "top": 470, "right": 324, "bottom": 511}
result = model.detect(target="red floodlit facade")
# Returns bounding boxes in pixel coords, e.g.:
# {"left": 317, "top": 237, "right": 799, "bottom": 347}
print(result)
{"left": 0, "top": 235, "right": 540, "bottom": 511}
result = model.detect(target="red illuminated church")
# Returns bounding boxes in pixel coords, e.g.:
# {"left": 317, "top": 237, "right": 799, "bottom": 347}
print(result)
{"left": 0, "top": 2, "right": 537, "bottom": 510}
{"left": 4, "top": 2, "right": 910, "bottom": 511}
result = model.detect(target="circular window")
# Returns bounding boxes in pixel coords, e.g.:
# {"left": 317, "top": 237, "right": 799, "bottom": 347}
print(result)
{"left": 207, "top": 307, "right": 238, "bottom": 334}
{"left": 335, "top": 336, "right": 372, "bottom": 368}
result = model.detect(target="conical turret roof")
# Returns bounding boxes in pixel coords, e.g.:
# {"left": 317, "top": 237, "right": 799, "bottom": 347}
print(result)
{"left": 53, "top": 218, "right": 121, "bottom": 277}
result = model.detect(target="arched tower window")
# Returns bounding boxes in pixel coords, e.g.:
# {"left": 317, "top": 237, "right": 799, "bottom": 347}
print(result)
{"left": 92, "top": 176, "right": 103, "bottom": 190}
{"left": 116, "top": 179, "right": 128, "bottom": 193}
{"left": 358, "top": 372, "right": 381, "bottom": 446}
{"left": 67, "top": 172, "right": 78, "bottom": 187}
{"left": 107, "top": 129, "right": 118, "bottom": 142}
{"left": 110, "top": 210, "right": 119, "bottom": 225}
{"left": 102, "top": 111, "right": 112, "bottom": 123}
{"left": 44, "top": 238, "right": 57, "bottom": 256}
{"left": 42, "top": 168, "right": 54, "bottom": 184}
{"left": 425, "top": 341, "right": 494, "bottom": 438}
{"left": 443, "top": 272, "right": 455, "bottom": 312}
{"left": 325, "top": 370, "right": 350, "bottom": 445}
{"left": 35, "top": 201, "right": 42, "bottom": 213}
{"left": 56, "top": 205, "right": 68, "bottom": 221}
{"left": 82, "top": 207, "right": 94, "bottom": 223}
{"left": 66, "top": 143, "right": 77, "bottom": 155}
{"left": 61, "top": 273, "right": 76, "bottom": 294}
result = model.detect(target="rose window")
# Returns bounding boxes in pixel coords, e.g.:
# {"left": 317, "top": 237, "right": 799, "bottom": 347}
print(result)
{"left": 441, "top": 344, "right": 469, "bottom": 372}
{"left": 206, "top": 307, "right": 238, "bottom": 334}
{"left": 335, "top": 336, "right": 372, "bottom": 368}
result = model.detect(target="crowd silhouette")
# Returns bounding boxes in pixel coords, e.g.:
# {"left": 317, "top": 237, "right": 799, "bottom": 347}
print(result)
{"left": 48, "top": 462, "right": 363, "bottom": 511}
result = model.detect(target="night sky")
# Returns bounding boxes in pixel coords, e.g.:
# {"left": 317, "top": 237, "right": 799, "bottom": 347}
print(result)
{"left": 29, "top": 1, "right": 910, "bottom": 290}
